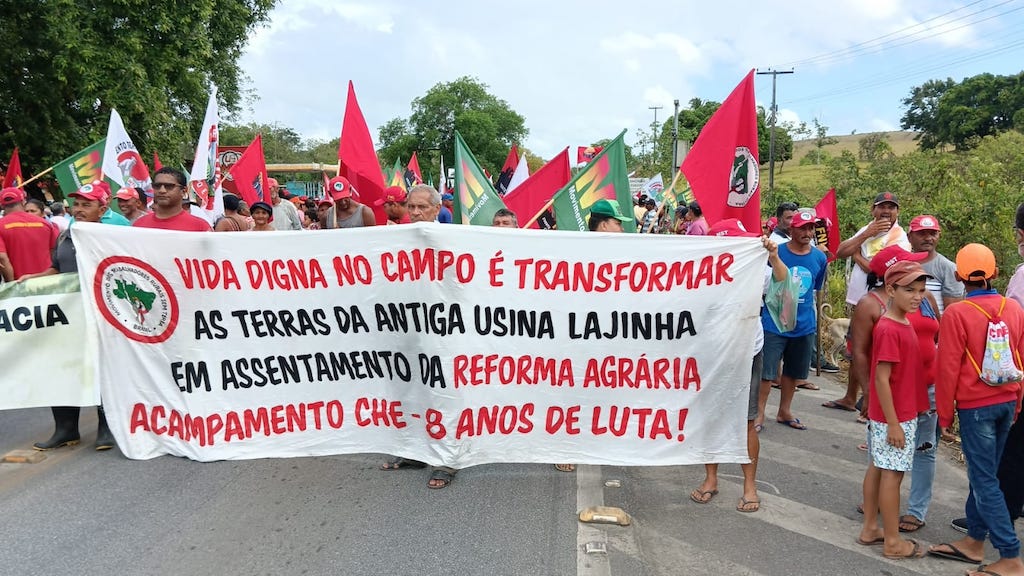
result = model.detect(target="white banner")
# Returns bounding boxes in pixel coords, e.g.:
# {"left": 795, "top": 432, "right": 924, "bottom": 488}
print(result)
{"left": 72, "top": 223, "right": 766, "bottom": 465}
{"left": 0, "top": 274, "right": 97, "bottom": 409}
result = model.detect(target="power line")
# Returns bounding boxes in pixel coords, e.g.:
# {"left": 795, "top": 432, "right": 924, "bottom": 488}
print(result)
{"left": 778, "top": 0, "right": 1014, "bottom": 68}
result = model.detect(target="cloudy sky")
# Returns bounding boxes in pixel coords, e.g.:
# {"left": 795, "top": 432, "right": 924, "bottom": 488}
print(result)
{"left": 236, "top": 0, "right": 1024, "bottom": 160}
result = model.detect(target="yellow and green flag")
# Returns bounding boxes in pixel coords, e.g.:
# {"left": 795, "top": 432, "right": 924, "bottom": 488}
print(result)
{"left": 452, "top": 132, "right": 508, "bottom": 225}
{"left": 552, "top": 130, "right": 636, "bottom": 232}
{"left": 54, "top": 139, "right": 105, "bottom": 198}
{"left": 386, "top": 158, "right": 405, "bottom": 190}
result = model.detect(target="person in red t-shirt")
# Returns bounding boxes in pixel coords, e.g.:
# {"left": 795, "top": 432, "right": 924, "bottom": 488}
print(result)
{"left": 132, "top": 167, "right": 211, "bottom": 231}
{"left": 859, "top": 260, "right": 929, "bottom": 559}
{"left": 374, "top": 186, "right": 411, "bottom": 225}
{"left": 0, "top": 187, "right": 58, "bottom": 281}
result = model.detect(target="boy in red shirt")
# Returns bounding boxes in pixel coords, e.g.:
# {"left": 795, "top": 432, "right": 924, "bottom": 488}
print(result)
{"left": 929, "top": 244, "right": 1024, "bottom": 575}
{"left": 859, "top": 260, "right": 929, "bottom": 559}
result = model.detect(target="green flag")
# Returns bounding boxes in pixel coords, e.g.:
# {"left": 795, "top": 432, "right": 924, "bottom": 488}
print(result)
{"left": 552, "top": 130, "right": 636, "bottom": 232}
{"left": 54, "top": 140, "right": 105, "bottom": 198}
{"left": 386, "top": 158, "right": 404, "bottom": 189}
{"left": 453, "top": 132, "right": 508, "bottom": 225}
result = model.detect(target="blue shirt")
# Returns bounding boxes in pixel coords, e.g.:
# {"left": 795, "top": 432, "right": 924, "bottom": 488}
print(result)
{"left": 437, "top": 206, "right": 453, "bottom": 223}
{"left": 761, "top": 242, "right": 828, "bottom": 337}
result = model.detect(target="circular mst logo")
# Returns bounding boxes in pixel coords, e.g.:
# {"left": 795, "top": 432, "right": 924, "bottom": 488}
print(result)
{"left": 93, "top": 256, "right": 178, "bottom": 343}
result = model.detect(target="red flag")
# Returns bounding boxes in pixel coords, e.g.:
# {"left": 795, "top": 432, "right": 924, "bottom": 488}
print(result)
{"left": 228, "top": 134, "right": 270, "bottom": 208}
{"left": 337, "top": 81, "right": 387, "bottom": 224}
{"left": 405, "top": 151, "right": 423, "bottom": 189}
{"left": 3, "top": 148, "right": 23, "bottom": 188}
{"left": 503, "top": 148, "right": 571, "bottom": 229}
{"left": 681, "top": 69, "right": 760, "bottom": 233}
{"left": 495, "top": 144, "right": 519, "bottom": 195}
{"left": 153, "top": 152, "right": 163, "bottom": 171}
{"left": 814, "top": 188, "right": 840, "bottom": 262}
{"left": 576, "top": 145, "right": 603, "bottom": 164}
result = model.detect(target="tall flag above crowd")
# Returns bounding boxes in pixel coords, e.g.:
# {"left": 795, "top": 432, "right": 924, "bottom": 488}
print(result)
{"left": 495, "top": 144, "right": 519, "bottom": 195}
{"left": 405, "top": 152, "right": 423, "bottom": 189}
{"left": 503, "top": 147, "right": 570, "bottom": 229}
{"left": 54, "top": 140, "right": 105, "bottom": 197}
{"left": 337, "top": 81, "right": 387, "bottom": 224}
{"left": 187, "top": 86, "right": 223, "bottom": 220}
{"left": 3, "top": 148, "right": 22, "bottom": 188}
{"left": 553, "top": 130, "right": 635, "bottom": 232}
{"left": 681, "top": 69, "right": 760, "bottom": 233}
{"left": 814, "top": 188, "right": 840, "bottom": 261}
{"left": 227, "top": 134, "right": 270, "bottom": 209}
{"left": 577, "top": 145, "right": 603, "bottom": 165}
{"left": 102, "top": 108, "right": 152, "bottom": 197}
{"left": 507, "top": 151, "right": 529, "bottom": 193}
{"left": 452, "top": 132, "right": 509, "bottom": 225}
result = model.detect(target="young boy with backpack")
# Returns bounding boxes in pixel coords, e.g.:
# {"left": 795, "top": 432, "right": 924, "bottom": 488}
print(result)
{"left": 928, "top": 243, "right": 1024, "bottom": 575}
{"left": 858, "top": 260, "right": 930, "bottom": 559}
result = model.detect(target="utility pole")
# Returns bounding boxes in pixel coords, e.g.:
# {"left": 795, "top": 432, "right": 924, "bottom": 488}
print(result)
{"left": 671, "top": 99, "right": 680, "bottom": 173}
{"left": 756, "top": 69, "right": 794, "bottom": 191}
{"left": 648, "top": 105, "right": 663, "bottom": 165}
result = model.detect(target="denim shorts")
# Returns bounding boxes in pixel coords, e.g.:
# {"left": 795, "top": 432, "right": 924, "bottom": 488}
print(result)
{"left": 760, "top": 332, "right": 814, "bottom": 381}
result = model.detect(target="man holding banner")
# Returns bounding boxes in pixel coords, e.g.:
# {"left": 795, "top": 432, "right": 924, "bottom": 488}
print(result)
{"left": 19, "top": 182, "right": 114, "bottom": 450}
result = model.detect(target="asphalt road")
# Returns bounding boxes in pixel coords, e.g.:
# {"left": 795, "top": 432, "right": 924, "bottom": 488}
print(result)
{"left": 0, "top": 374, "right": 1019, "bottom": 576}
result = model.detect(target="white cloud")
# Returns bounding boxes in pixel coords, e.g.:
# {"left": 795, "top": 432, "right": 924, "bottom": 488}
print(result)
{"left": 870, "top": 117, "right": 897, "bottom": 132}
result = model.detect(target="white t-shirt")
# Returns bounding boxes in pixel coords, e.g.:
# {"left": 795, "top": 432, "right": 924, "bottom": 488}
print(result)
{"left": 844, "top": 223, "right": 910, "bottom": 306}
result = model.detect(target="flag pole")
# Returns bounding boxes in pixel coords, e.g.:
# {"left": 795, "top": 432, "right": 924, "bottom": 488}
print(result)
{"left": 523, "top": 196, "right": 557, "bottom": 229}
{"left": 16, "top": 166, "right": 54, "bottom": 188}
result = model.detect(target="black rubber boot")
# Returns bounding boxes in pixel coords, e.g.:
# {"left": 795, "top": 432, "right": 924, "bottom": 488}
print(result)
{"left": 95, "top": 406, "right": 115, "bottom": 451}
{"left": 33, "top": 407, "right": 81, "bottom": 451}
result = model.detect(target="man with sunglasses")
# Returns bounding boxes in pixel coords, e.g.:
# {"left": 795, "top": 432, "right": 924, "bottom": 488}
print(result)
{"left": 133, "top": 167, "right": 211, "bottom": 231}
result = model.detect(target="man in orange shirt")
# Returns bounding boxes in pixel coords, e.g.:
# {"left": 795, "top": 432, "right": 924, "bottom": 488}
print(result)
{"left": 0, "top": 187, "right": 58, "bottom": 281}
{"left": 930, "top": 244, "right": 1024, "bottom": 575}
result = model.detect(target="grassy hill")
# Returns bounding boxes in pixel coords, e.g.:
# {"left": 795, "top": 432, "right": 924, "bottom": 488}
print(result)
{"left": 774, "top": 130, "right": 919, "bottom": 190}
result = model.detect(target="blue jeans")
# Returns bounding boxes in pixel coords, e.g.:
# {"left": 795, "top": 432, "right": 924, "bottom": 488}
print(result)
{"left": 906, "top": 386, "right": 937, "bottom": 521}
{"left": 960, "top": 400, "right": 1020, "bottom": 559}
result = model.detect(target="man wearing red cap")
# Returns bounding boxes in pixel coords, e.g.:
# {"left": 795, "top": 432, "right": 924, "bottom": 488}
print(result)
{"left": 374, "top": 186, "right": 410, "bottom": 225}
{"left": 321, "top": 176, "right": 375, "bottom": 229}
{"left": 19, "top": 181, "right": 116, "bottom": 450}
{"left": 0, "top": 186, "right": 58, "bottom": 282}
{"left": 268, "top": 177, "right": 301, "bottom": 231}
{"left": 133, "top": 167, "right": 211, "bottom": 231}
{"left": 907, "top": 215, "right": 962, "bottom": 314}
{"left": 115, "top": 187, "right": 148, "bottom": 224}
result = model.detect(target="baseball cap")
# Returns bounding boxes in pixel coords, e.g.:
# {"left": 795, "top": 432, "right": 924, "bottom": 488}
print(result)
{"left": 0, "top": 187, "right": 25, "bottom": 205}
{"left": 791, "top": 208, "right": 818, "bottom": 228}
{"left": 708, "top": 218, "right": 759, "bottom": 238}
{"left": 873, "top": 192, "right": 899, "bottom": 207}
{"left": 589, "top": 199, "right": 630, "bottom": 222}
{"left": 374, "top": 186, "right": 407, "bottom": 206}
{"left": 326, "top": 176, "right": 353, "bottom": 200}
{"left": 869, "top": 245, "right": 928, "bottom": 277}
{"left": 267, "top": 177, "right": 281, "bottom": 188}
{"left": 956, "top": 243, "right": 997, "bottom": 281}
{"left": 441, "top": 193, "right": 454, "bottom": 201}
{"left": 317, "top": 198, "right": 334, "bottom": 208}
{"left": 249, "top": 201, "right": 274, "bottom": 222}
{"left": 115, "top": 187, "right": 140, "bottom": 202}
{"left": 909, "top": 215, "right": 941, "bottom": 232}
{"left": 884, "top": 260, "right": 931, "bottom": 287}
{"left": 68, "top": 181, "right": 109, "bottom": 202}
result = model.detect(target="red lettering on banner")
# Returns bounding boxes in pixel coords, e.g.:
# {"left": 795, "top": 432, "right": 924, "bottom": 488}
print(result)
{"left": 591, "top": 406, "right": 681, "bottom": 440}
{"left": 244, "top": 259, "right": 328, "bottom": 291}
{"left": 174, "top": 259, "right": 242, "bottom": 290}
{"left": 379, "top": 249, "right": 476, "bottom": 283}
{"left": 454, "top": 404, "right": 535, "bottom": 439}
{"left": 544, "top": 405, "right": 581, "bottom": 435}
{"left": 453, "top": 354, "right": 573, "bottom": 388}
{"left": 582, "top": 356, "right": 701, "bottom": 390}
{"left": 511, "top": 253, "right": 737, "bottom": 293}
{"left": 128, "top": 402, "right": 340, "bottom": 445}
{"left": 355, "top": 397, "right": 408, "bottom": 429}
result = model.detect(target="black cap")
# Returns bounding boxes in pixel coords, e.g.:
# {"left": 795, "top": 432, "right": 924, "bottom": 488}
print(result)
{"left": 873, "top": 192, "right": 899, "bottom": 207}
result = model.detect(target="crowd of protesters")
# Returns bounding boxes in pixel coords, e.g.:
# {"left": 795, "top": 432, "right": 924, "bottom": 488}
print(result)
{"left": 2, "top": 170, "right": 1022, "bottom": 575}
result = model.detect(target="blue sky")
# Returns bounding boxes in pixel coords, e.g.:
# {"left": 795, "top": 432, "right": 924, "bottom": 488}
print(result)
{"left": 236, "top": 0, "right": 1024, "bottom": 160}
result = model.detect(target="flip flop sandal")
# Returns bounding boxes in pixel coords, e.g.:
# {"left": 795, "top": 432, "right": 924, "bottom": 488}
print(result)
{"left": 689, "top": 489, "right": 718, "bottom": 504}
{"left": 380, "top": 457, "right": 427, "bottom": 471}
{"left": 927, "top": 543, "right": 983, "bottom": 564}
{"left": 856, "top": 536, "right": 885, "bottom": 546}
{"left": 883, "top": 539, "right": 924, "bottom": 559}
{"left": 776, "top": 418, "right": 807, "bottom": 430}
{"left": 797, "top": 382, "right": 820, "bottom": 390}
{"left": 427, "top": 469, "right": 455, "bottom": 489}
{"left": 822, "top": 400, "right": 857, "bottom": 412}
{"left": 898, "top": 515, "right": 925, "bottom": 532}
{"left": 736, "top": 497, "right": 760, "bottom": 513}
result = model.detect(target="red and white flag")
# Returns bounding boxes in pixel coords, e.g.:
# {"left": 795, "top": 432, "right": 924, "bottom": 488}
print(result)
{"left": 681, "top": 70, "right": 760, "bottom": 232}
{"left": 503, "top": 147, "right": 571, "bottom": 229}
{"left": 3, "top": 148, "right": 23, "bottom": 188}
{"left": 188, "top": 86, "right": 224, "bottom": 220}
{"left": 228, "top": 134, "right": 270, "bottom": 209}
{"left": 102, "top": 108, "right": 152, "bottom": 194}
{"left": 814, "top": 188, "right": 840, "bottom": 261}
{"left": 577, "top": 145, "right": 603, "bottom": 164}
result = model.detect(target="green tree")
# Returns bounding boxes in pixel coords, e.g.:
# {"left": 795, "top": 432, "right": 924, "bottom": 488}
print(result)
{"left": 857, "top": 132, "right": 894, "bottom": 162}
{"left": 0, "top": 0, "right": 275, "bottom": 176}
{"left": 377, "top": 76, "right": 528, "bottom": 175}
{"left": 901, "top": 73, "right": 1024, "bottom": 150}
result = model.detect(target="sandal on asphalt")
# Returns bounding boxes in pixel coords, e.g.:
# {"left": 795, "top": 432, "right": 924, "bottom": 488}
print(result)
{"left": 554, "top": 464, "right": 576, "bottom": 472}
{"left": 797, "top": 382, "right": 820, "bottom": 390}
{"left": 776, "top": 418, "right": 807, "bottom": 430}
{"left": 689, "top": 489, "right": 718, "bottom": 504}
{"left": 927, "top": 543, "right": 983, "bottom": 564}
{"left": 883, "top": 539, "right": 924, "bottom": 559}
{"left": 380, "top": 457, "right": 427, "bottom": 471}
{"left": 821, "top": 400, "right": 857, "bottom": 412}
{"left": 856, "top": 536, "right": 885, "bottom": 546}
{"left": 898, "top": 515, "right": 925, "bottom": 532}
{"left": 427, "top": 469, "right": 455, "bottom": 489}
{"left": 736, "top": 497, "right": 760, "bottom": 513}
{"left": 967, "top": 566, "right": 1005, "bottom": 576}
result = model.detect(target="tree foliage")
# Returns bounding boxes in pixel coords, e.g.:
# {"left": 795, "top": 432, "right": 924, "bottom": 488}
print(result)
{"left": 0, "top": 0, "right": 275, "bottom": 174}
{"left": 376, "top": 76, "right": 528, "bottom": 176}
{"left": 220, "top": 122, "right": 305, "bottom": 164}
{"left": 901, "top": 73, "right": 1024, "bottom": 150}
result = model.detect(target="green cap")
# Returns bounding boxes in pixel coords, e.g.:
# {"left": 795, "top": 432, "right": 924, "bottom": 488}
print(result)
{"left": 589, "top": 199, "right": 630, "bottom": 222}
